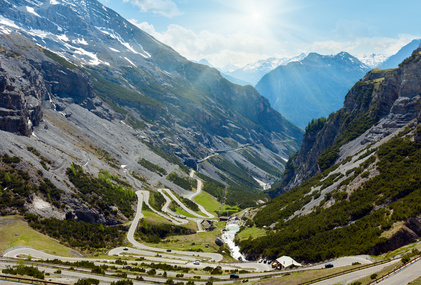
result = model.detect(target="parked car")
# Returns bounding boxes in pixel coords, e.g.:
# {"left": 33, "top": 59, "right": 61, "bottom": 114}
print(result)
{"left": 258, "top": 259, "right": 263, "bottom": 263}
{"left": 166, "top": 249, "right": 172, "bottom": 252}
{"left": 268, "top": 260, "right": 273, "bottom": 264}
{"left": 230, "top": 273, "right": 239, "bottom": 279}
{"left": 123, "top": 247, "right": 128, "bottom": 251}
{"left": 193, "top": 261, "right": 200, "bottom": 265}
{"left": 263, "top": 259, "right": 267, "bottom": 263}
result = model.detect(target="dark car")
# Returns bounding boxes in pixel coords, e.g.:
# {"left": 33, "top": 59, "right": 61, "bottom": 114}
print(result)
{"left": 268, "top": 260, "right": 273, "bottom": 264}
{"left": 230, "top": 273, "right": 239, "bottom": 279}
{"left": 166, "top": 249, "right": 172, "bottom": 252}
{"left": 325, "top": 263, "right": 334, "bottom": 268}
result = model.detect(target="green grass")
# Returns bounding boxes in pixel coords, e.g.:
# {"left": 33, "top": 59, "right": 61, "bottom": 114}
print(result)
{"left": 142, "top": 209, "right": 173, "bottom": 225}
{"left": 236, "top": 227, "right": 267, "bottom": 241}
{"left": 409, "top": 277, "right": 421, "bottom": 285}
{"left": 0, "top": 216, "right": 74, "bottom": 257}
{"left": 218, "top": 205, "right": 240, "bottom": 216}
{"left": 143, "top": 221, "right": 227, "bottom": 254}
{"left": 193, "top": 191, "right": 221, "bottom": 215}
{"left": 174, "top": 208, "right": 196, "bottom": 219}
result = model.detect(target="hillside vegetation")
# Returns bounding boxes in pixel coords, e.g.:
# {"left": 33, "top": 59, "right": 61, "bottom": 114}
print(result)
{"left": 240, "top": 125, "right": 421, "bottom": 262}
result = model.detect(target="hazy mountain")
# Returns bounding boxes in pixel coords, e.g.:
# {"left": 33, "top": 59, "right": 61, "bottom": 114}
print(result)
{"left": 0, "top": 0, "right": 303, "bottom": 221}
{"left": 240, "top": 46, "right": 421, "bottom": 263}
{"left": 379, "top": 39, "right": 421, "bottom": 69}
{"left": 255, "top": 52, "right": 371, "bottom": 129}
{"left": 356, "top": 53, "right": 388, "bottom": 68}
{"left": 220, "top": 73, "right": 251, "bottom": 86}
{"left": 198, "top": 58, "right": 214, "bottom": 67}
{"left": 222, "top": 54, "right": 307, "bottom": 86}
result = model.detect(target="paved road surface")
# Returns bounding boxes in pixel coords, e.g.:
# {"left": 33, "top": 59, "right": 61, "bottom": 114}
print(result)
{"left": 159, "top": 188, "right": 205, "bottom": 219}
{"left": 377, "top": 258, "right": 421, "bottom": 285}
{"left": 140, "top": 190, "right": 187, "bottom": 225}
{"left": 313, "top": 259, "right": 400, "bottom": 285}
{"left": 126, "top": 190, "right": 224, "bottom": 262}
{"left": 186, "top": 170, "right": 215, "bottom": 218}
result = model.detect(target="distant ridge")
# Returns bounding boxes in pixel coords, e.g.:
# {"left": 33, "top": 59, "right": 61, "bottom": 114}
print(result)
{"left": 255, "top": 52, "right": 370, "bottom": 129}
{"left": 379, "top": 39, "right": 421, "bottom": 69}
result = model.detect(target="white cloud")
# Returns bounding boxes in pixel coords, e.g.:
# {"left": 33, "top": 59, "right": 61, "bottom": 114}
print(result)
{"left": 130, "top": 19, "right": 420, "bottom": 68}
{"left": 123, "top": 0, "right": 181, "bottom": 18}
{"left": 311, "top": 34, "right": 419, "bottom": 56}
{"left": 129, "top": 19, "right": 287, "bottom": 68}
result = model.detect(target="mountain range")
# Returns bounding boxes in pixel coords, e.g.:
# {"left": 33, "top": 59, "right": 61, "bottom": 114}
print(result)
{"left": 255, "top": 52, "right": 371, "bottom": 129}
{"left": 2, "top": 0, "right": 421, "bottom": 270}
{"left": 240, "top": 46, "right": 421, "bottom": 262}
{"left": 0, "top": 0, "right": 302, "bottom": 221}
{"left": 379, "top": 39, "right": 421, "bottom": 69}
{"left": 221, "top": 54, "right": 307, "bottom": 86}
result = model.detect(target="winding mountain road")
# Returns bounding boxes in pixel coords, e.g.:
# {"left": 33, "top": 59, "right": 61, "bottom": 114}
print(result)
{"left": 125, "top": 190, "right": 223, "bottom": 262}
{"left": 186, "top": 170, "right": 215, "bottom": 219}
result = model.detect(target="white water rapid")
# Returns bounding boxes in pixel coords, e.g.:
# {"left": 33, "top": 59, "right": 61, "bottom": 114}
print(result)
{"left": 221, "top": 222, "right": 247, "bottom": 261}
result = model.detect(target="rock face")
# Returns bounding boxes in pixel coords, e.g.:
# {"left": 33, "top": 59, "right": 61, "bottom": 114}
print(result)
{"left": 282, "top": 47, "right": 421, "bottom": 192}
{"left": 369, "top": 216, "right": 421, "bottom": 255}
{"left": 0, "top": 42, "right": 44, "bottom": 136}
{"left": 0, "top": 34, "right": 101, "bottom": 136}
{"left": 215, "top": 237, "right": 224, "bottom": 246}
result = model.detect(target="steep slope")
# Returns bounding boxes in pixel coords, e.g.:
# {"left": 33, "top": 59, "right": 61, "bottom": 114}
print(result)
{"left": 240, "top": 48, "right": 421, "bottom": 263}
{"left": 380, "top": 39, "right": 421, "bottom": 69}
{"left": 255, "top": 52, "right": 370, "bottom": 129}
{"left": 0, "top": 0, "right": 303, "bottom": 189}
{"left": 282, "top": 47, "right": 421, "bottom": 192}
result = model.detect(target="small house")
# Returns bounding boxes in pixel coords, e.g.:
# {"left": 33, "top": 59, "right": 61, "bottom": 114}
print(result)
{"left": 275, "top": 256, "right": 302, "bottom": 269}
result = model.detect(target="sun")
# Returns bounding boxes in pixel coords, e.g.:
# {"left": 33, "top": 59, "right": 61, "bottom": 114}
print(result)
{"left": 252, "top": 12, "right": 262, "bottom": 22}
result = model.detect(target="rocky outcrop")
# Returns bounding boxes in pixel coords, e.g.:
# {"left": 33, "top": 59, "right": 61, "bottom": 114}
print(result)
{"left": 369, "top": 216, "right": 421, "bottom": 255}
{"left": 0, "top": 34, "right": 114, "bottom": 135}
{"left": 282, "top": 47, "right": 421, "bottom": 192}
{"left": 0, "top": 47, "right": 45, "bottom": 136}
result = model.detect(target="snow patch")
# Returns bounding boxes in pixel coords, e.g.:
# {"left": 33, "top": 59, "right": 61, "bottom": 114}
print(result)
{"left": 73, "top": 38, "right": 88, "bottom": 45}
{"left": 95, "top": 26, "right": 151, "bottom": 58}
{"left": 109, "top": 47, "right": 120, "bottom": 53}
{"left": 124, "top": 57, "right": 136, "bottom": 67}
{"left": 26, "top": 6, "right": 41, "bottom": 17}
{"left": 0, "top": 15, "right": 20, "bottom": 31}
{"left": 50, "top": 0, "right": 60, "bottom": 4}
{"left": 25, "top": 0, "right": 42, "bottom": 6}
{"left": 57, "top": 34, "right": 69, "bottom": 42}
{"left": 27, "top": 27, "right": 52, "bottom": 39}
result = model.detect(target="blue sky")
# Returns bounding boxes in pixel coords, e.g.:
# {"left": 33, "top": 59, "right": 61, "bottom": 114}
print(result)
{"left": 99, "top": 0, "right": 421, "bottom": 68}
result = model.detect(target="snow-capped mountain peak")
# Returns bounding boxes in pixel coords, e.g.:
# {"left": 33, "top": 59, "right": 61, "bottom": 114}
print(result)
{"left": 222, "top": 53, "right": 307, "bottom": 86}
{"left": 356, "top": 53, "right": 388, "bottom": 68}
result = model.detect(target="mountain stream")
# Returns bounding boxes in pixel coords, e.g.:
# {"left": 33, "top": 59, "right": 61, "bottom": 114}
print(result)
{"left": 221, "top": 221, "right": 247, "bottom": 261}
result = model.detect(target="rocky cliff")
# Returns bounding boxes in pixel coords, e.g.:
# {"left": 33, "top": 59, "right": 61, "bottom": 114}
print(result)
{"left": 0, "top": 34, "right": 107, "bottom": 136}
{"left": 282, "top": 47, "right": 421, "bottom": 192}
